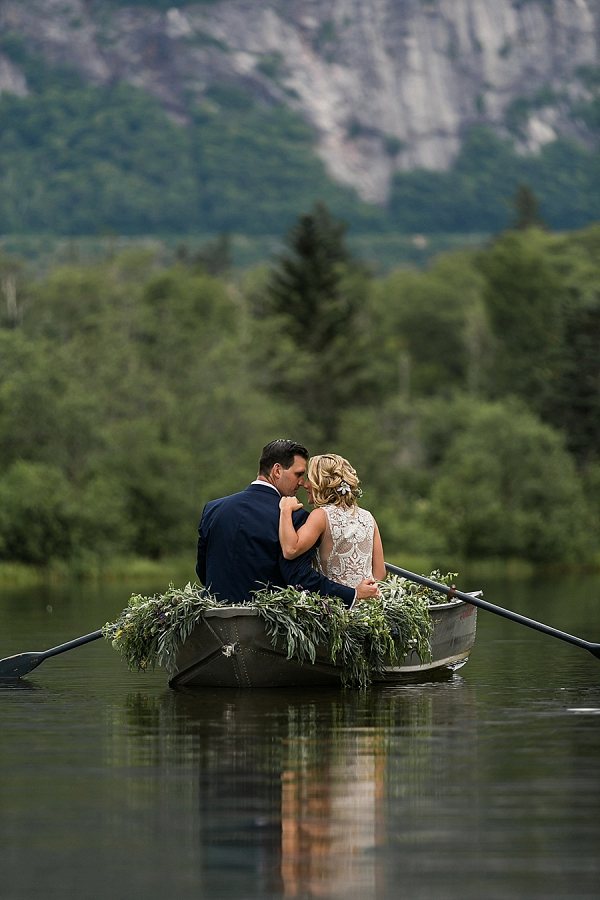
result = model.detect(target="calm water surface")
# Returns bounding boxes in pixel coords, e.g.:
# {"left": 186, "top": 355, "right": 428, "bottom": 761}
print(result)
{"left": 1, "top": 574, "right": 599, "bottom": 900}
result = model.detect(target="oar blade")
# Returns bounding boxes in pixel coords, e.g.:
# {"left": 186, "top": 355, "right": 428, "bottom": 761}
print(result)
{"left": 0, "top": 652, "right": 44, "bottom": 679}
{"left": 0, "top": 629, "right": 104, "bottom": 680}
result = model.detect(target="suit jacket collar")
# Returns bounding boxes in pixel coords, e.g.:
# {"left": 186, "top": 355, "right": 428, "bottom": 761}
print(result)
{"left": 245, "top": 482, "right": 280, "bottom": 497}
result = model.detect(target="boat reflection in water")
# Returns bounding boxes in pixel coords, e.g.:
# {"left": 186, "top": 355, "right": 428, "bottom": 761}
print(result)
{"left": 117, "top": 680, "right": 477, "bottom": 898}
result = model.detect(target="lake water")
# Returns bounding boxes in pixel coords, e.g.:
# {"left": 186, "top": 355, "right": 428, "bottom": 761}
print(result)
{"left": 1, "top": 573, "right": 599, "bottom": 900}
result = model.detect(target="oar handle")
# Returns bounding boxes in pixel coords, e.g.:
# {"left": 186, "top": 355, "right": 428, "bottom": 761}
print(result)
{"left": 42, "top": 630, "right": 104, "bottom": 660}
{"left": 385, "top": 563, "right": 600, "bottom": 658}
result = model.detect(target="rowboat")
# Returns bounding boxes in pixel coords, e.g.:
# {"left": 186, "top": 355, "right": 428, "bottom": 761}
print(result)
{"left": 168, "top": 594, "right": 479, "bottom": 689}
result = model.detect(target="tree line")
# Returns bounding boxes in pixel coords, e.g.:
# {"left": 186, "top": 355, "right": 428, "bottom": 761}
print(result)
{"left": 1, "top": 204, "right": 599, "bottom": 570}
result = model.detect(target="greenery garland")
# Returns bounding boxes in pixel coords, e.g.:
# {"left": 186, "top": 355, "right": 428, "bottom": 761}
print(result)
{"left": 102, "top": 583, "right": 229, "bottom": 675}
{"left": 103, "top": 571, "right": 457, "bottom": 688}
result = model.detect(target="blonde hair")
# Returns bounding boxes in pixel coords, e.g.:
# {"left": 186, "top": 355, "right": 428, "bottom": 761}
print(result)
{"left": 307, "top": 454, "right": 361, "bottom": 509}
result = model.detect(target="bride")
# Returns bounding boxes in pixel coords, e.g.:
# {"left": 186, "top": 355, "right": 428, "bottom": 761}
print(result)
{"left": 279, "top": 453, "right": 386, "bottom": 590}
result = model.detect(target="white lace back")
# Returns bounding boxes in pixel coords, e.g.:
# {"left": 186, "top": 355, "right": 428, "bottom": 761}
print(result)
{"left": 318, "top": 505, "right": 375, "bottom": 588}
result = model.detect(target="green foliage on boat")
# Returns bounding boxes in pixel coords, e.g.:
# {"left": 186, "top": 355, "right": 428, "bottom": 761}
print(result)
{"left": 103, "top": 575, "right": 440, "bottom": 688}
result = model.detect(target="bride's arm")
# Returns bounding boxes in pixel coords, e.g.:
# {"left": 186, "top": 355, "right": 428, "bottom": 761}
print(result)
{"left": 372, "top": 521, "right": 386, "bottom": 581}
{"left": 279, "top": 498, "right": 326, "bottom": 559}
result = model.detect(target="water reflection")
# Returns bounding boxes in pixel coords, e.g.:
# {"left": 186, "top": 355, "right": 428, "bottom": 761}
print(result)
{"left": 0, "top": 678, "right": 41, "bottom": 693}
{"left": 113, "top": 681, "right": 477, "bottom": 899}
{"left": 279, "top": 737, "right": 380, "bottom": 897}
{"left": 2, "top": 575, "right": 600, "bottom": 899}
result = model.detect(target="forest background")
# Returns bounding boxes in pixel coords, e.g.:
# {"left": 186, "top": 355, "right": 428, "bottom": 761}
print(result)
{"left": 2, "top": 205, "right": 600, "bottom": 579}
{"left": 1, "top": 6, "right": 600, "bottom": 580}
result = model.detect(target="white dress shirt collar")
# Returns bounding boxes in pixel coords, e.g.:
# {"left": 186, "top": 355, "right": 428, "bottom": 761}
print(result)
{"left": 250, "top": 479, "right": 280, "bottom": 494}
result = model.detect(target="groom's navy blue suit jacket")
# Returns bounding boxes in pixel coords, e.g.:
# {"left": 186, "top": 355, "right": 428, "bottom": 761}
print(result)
{"left": 196, "top": 483, "right": 355, "bottom": 607}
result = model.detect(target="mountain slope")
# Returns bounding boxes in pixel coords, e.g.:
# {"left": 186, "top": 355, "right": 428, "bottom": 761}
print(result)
{"left": 1, "top": 0, "right": 599, "bottom": 203}
{"left": 0, "top": 0, "right": 599, "bottom": 234}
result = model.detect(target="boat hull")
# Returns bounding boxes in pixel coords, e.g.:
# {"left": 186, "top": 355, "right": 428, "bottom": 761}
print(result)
{"left": 168, "top": 597, "right": 478, "bottom": 689}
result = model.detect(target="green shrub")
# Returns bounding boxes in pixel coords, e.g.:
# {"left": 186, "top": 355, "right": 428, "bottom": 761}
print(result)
{"left": 0, "top": 462, "right": 130, "bottom": 564}
{"left": 427, "top": 401, "right": 595, "bottom": 562}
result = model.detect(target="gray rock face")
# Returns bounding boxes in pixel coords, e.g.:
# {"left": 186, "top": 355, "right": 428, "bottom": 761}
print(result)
{"left": 0, "top": 51, "right": 27, "bottom": 97}
{"left": 1, "top": 0, "right": 599, "bottom": 202}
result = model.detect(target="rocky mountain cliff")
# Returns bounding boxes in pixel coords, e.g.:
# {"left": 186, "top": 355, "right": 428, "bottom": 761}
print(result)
{"left": 1, "top": 0, "right": 599, "bottom": 204}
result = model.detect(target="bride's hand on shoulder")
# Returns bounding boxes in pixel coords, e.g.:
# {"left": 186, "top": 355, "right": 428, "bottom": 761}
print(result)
{"left": 279, "top": 496, "right": 303, "bottom": 512}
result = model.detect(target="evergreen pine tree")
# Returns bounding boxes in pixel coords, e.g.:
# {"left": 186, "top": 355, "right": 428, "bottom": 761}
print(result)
{"left": 545, "top": 301, "right": 600, "bottom": 466}
{"left": 265, "top": 203, "right": 370, "bottom": 441}
{"left": 511, "top": 183, "right": 546, "bottom": 230}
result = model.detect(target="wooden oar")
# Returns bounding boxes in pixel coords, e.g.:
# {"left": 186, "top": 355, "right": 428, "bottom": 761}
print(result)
{"left": 0, "top": 630, "right": 103, "bottom": 679}
{"left": 385, "top": 562, "right": 600, "bottom": 660}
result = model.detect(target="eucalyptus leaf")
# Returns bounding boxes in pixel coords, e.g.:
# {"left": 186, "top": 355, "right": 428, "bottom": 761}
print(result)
{"left": 103, "top": 573, "right": 448, "bottom": 688}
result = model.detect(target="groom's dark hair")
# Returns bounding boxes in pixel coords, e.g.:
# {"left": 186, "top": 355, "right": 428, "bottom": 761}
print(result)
{"left": 259, "top": 440, "right": 309, "bottom": 475}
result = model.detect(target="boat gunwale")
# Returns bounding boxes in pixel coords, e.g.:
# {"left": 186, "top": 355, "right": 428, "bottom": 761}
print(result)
{"left": 201, "top": 593, "right": 480, "bottom": 619}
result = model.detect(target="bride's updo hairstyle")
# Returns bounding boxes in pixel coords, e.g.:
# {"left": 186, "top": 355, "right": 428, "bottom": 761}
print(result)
{"left": 307, "top": 454, "right": 361, "bottom": 510}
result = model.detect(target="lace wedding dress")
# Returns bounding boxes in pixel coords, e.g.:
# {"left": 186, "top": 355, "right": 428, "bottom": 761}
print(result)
{"left": 317, "top": 505, "right": 375, "bottom": 588}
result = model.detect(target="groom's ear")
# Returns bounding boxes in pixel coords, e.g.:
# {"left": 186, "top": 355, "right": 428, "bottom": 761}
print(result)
{"left": 271, "top": 463, "right": 282, "bottom": 480}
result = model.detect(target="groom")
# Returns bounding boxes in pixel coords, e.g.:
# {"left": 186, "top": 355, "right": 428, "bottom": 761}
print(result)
{"left": 196, "top": 439, "right": 379, "bottom": 607}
